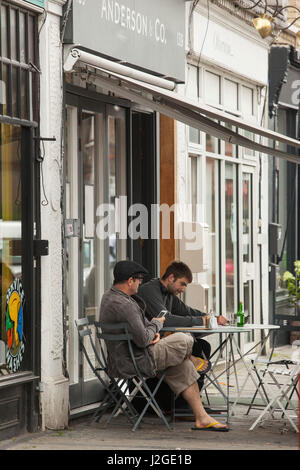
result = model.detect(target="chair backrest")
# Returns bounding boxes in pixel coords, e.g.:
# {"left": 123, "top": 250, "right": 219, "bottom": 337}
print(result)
{"left": 94, "top": 321, "right": 140, "bottom": 377}
{"left": 75, "top": 318, "right": 107, "bottom": 377}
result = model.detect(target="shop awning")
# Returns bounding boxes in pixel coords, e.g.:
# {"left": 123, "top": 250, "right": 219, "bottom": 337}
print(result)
{"left": 64, "top": 48, "right": 300, "bottom": 164}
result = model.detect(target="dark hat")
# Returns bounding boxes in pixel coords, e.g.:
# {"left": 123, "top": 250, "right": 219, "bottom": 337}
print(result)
{"left": 113, "top": 260, "right": 149, "bottom": 283}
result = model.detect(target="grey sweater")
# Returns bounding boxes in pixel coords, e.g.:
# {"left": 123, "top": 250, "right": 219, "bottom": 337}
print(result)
{"left": 99, "top": 287, "right": 162, "bottom": 378}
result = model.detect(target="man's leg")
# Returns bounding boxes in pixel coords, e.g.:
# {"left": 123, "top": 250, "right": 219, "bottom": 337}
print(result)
{"left": 151, "top": 333, "right": 227, "bottom": 429}
{"left": 181, "top": 381, "right": 227, "bottom": 429}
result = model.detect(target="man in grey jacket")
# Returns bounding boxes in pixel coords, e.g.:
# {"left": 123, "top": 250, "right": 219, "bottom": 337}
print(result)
{"left": 99, "top": 260, "right": 228, "bottom": 431}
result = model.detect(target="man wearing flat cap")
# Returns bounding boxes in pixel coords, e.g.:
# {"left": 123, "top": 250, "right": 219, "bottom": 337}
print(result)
{"left": 99, "top": 260, "right": 228, "bottom": 431}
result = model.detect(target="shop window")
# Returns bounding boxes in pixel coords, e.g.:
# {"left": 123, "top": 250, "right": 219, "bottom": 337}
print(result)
{"left": 0, "top": 1, "right": 37, "bottom": 120}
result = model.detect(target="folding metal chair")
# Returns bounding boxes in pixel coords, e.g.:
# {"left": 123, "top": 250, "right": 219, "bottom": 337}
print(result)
{"left": 249, "top": 360, "right": 300, "bottom": 432}
{"left": 95, "top": 321, "right": 173, "bottom": 432}
{"left": 75, "top": 318, "right": 138, "bottom": 426}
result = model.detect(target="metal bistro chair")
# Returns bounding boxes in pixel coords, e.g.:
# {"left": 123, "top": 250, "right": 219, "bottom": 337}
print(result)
{"left": 75, "top": 318, "right": 138, "bottom": 426}
{"left": 95, "top": 321, "right": 173, "bottom": 432}
{"left": 249, "top": 359, "right": 300, "bottom": 432}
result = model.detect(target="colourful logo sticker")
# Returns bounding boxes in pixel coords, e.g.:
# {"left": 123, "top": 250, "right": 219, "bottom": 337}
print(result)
{"left": 5, "top": 280, "right": 25, "bottom": 373}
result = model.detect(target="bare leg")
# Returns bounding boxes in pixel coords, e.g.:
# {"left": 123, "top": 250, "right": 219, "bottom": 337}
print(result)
{"left": 181, "top": 381, "right": 227, "bottom": 429}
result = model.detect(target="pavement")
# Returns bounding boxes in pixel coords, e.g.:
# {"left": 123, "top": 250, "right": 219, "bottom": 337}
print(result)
{"left": 0, "top": 345, "right": 299, "bottom": 453}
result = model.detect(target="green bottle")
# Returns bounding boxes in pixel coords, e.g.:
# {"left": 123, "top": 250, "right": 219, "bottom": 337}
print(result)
{"left": 237, "top": 301, "right": 244, "bottom": 327}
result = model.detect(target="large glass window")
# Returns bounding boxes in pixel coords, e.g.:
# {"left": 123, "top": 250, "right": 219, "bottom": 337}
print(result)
{"left": 0, "top": 124, "right": 23, "bottom": 373}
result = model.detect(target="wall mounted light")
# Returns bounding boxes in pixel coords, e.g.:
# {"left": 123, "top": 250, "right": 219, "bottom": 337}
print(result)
{"left": 235, "top": 0, "right": 300, "bottom": 39}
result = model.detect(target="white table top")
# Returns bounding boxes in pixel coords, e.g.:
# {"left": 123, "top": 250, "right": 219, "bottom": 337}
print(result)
{"left": 161, "top": 323, "right": 280, "bottom": 334}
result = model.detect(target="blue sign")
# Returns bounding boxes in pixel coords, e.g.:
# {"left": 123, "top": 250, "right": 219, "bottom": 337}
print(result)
{"left": 25, "top": 0, "right": 45, "bottom": 7}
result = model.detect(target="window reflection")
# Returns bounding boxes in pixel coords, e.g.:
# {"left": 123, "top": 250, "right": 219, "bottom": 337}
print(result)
{"left": 225, "top": 163, "right": 238, "bottom": 314}
{"left": 0, "top": 124, "right": 22, "bottom": 371}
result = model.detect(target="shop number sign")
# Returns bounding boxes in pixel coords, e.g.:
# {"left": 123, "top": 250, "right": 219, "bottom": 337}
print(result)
{"left": 5, "top": 280, "right": 25, "bottom": 373}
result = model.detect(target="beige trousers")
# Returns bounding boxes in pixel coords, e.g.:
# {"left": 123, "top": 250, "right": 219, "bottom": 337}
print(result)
{"left": 149, "top": 332, "right": 199, "bottom": 397}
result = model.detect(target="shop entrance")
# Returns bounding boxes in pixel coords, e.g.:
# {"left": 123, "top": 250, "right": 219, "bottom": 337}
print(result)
{"left": 65, "top": 94, "right": 127, "bottom": 409}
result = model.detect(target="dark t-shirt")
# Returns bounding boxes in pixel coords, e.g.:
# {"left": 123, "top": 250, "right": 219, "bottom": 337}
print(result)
{"left": 138, "top": 278, "right": 206, "bottom": 327}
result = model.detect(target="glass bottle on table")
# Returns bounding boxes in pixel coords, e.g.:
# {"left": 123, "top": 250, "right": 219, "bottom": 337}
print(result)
{"left": 237, "top": 301, "right": 244, "bottom": 327}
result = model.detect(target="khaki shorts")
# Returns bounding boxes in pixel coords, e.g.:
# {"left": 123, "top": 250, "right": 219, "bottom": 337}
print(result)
{"left": 150, "top": 332, "right": 199, "bottom": 397}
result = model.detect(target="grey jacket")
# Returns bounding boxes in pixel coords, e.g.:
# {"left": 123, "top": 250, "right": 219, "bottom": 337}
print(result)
{"left": 99, "top": 287, "right": 163, "bottom": 379}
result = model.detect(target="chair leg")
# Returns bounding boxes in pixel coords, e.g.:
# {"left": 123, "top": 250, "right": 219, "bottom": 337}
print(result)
{"left": 131, "top": 376, "right": 173, "bottom": 432}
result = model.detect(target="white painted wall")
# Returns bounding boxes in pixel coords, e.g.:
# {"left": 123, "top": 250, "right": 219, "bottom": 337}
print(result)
{"left": 38, "top": 0, "right": 69, "bottom": 430}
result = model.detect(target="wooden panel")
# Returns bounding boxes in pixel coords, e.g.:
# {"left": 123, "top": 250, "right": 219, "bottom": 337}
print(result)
{"left": 0, "top": 384, "right": 26, "bottom": 440}
{"left": 159, "top": 114, "right": 177, "bottom": 275}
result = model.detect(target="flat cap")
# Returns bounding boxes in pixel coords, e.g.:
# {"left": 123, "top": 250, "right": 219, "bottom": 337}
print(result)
{"left": 113, "top": 260, "right": 148, "bottom": 283}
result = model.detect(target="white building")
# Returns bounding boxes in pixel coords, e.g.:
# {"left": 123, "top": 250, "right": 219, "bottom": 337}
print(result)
{"left": 178, "top": 0, "right": 271, "bottom": 353}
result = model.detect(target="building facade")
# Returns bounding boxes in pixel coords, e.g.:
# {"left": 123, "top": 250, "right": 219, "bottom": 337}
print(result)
{"left": 1, "top": 0, "right": 298, "bottom": 439}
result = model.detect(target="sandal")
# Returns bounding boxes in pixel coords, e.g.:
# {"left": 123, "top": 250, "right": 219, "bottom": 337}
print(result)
{"left": 191, "top": 421, "right": 229, "bottom": 432}
{"left": 194, "top": 357, "right": 211, "bottom": 375}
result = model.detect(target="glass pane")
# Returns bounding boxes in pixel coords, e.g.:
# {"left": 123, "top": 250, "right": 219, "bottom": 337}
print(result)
{"left": 10, "top": 9, "right": 17, "bottom": 61}
{"left": 206, "top": 122, "right": 219, "bottom": 153}
{"left": 205, "top": 71, "right": 220, "bottom": 106}
{"left": 225, "top": 124, "right": 237, "bottom": 157}
{"left": 243, "top": 173, "right": 254, "bottom": 340}
{"left": 238, "top": 129, "right": 255, "bottom": 157}
{"left": 0, "top": 64, "right": 8, "bottom": 116}
{"left": 242, "top": 86, "right": 253, "bottom": 116}
{"left": 225, "top": 163, "right": 238, "bottom": 315}
{"left": 0, "top": 124, "right": 23, "bottom": 374}
{"left": 82, "top": 113, "right": 95, "bottom": 185}
{"left": 82, "top": 112, "right": 96, "bottom": 314}
{"left": 19, "top": 12, "right": 26, "bottom": 63}
{"left": 206, "top": 157, "right": 219, "bottom": 313}
{"left": 108, "top": 115, "right": 117, "bottom": 283}
{"left": 1, "top": 5, "right": 8, "bottom": 58}
{"left": 11, "top": 67, "right": 18, "bottom": 117}
{"left": 28, "top": 16, "right": 35, "bottom": 63}
{"left": 189, "top": 127, "right": 200, "bottom": 145}
{"left": 191, "top": 157, "right": 197, "bottom": 221}
{"left": 224, "top": 79, "right": 238, "bottom": 112}
{"left": 20, "top": 69, "right": 28, "bottom": 120}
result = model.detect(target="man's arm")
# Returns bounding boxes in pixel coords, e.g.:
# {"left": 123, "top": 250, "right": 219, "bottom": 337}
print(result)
{"left": 122, "top": 300, "right": 164, "bottom": 348}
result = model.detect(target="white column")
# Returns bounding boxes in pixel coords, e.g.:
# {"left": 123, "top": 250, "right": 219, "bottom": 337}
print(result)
{"left": 38, "top": 0, "right": 69, "bottom": 431}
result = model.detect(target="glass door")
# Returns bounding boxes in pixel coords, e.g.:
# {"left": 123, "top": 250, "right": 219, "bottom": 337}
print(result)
{"left": 65, "top": 96, "right": 127, "bottom": 410}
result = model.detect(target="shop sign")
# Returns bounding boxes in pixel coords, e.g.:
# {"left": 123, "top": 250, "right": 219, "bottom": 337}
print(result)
{"left": 65, "top": 0, "right": 185, "bottom": 82}
{"left": 25, "top": 0, "right": 45, "bottom": 7}
{"left": 5, "top": 279, "right": 25, "bottom": 373}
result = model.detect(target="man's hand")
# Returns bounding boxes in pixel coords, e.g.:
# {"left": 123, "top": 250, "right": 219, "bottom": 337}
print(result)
{"left": 149, "top": 333, "right": 160, "bottom": 345}
{"left": 153, "top": 316, "right": 166, "bottom": 325}
{"left": 217, "top": 315, "right": 227, "bottom": 326}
